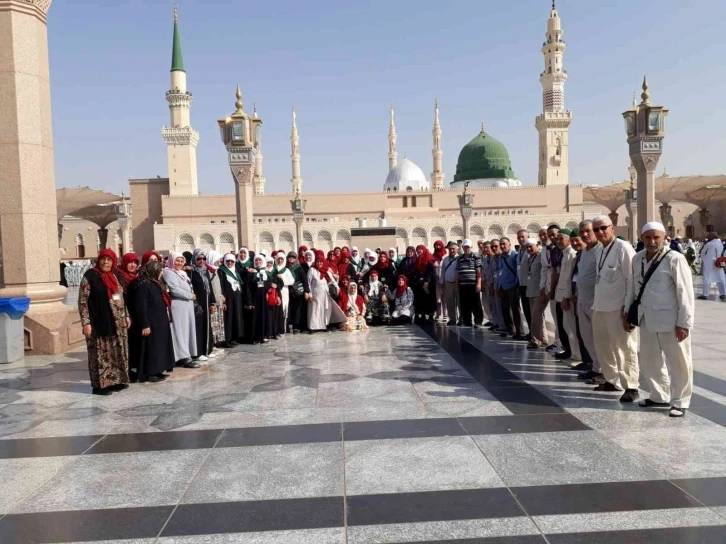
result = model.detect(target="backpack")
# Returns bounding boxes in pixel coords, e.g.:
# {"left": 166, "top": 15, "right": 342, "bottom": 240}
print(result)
{"left": 266, "top": 287, "right": 280, "bottom": 307}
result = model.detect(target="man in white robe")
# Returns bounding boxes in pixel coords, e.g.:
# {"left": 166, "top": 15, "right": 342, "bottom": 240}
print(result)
{"left": 698, "top": 232, "right": 726, "bottom": 300}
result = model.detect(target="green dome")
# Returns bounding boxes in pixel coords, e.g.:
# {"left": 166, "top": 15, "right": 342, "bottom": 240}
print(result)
{"left": 453, "top": 129, "right": 515, "bottom": 182}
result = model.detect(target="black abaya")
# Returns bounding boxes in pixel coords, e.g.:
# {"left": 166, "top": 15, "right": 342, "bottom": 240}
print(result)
{"left": 218, "top": 272, "right": 244, "bottom": 342}
{"left": 409, "top": 262, "right": 437, "bottom": 316}
{"left": 287, "top": 265, "right": 308, "bottom": 332}
{"left": 131, "top": 281, "right": 175, "bottom": 380}
{"left": 190, "top": 269, "right": 215, "bottom": 357}
{"left": 245, "top": 271, "right": 272, "bottom": 343}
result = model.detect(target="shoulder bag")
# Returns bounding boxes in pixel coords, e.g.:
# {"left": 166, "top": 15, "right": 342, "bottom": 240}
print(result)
{"left": 626, "top": 250, "right": 670, "bottom": 327}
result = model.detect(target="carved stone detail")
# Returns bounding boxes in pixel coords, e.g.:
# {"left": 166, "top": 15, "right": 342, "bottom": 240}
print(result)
{"left": 232, "top": 163, "right": 255, "bottom": 186}
{"left": 162, "top": 126, "right": 199, "bottom": 146}
{"left": 631, "top": 152, "right": 661, "bottom": 172}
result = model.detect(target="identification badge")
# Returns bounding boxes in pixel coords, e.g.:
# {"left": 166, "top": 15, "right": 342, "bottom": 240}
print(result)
{"left": 257, "top": 281, "right": 265, "bottom": 288}
{"left": 112, "top": 293, "right": 121, "bottom": 301}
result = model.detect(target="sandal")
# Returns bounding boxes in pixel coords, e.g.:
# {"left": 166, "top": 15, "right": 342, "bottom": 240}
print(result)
{"left": 669, "top": 406, "right": 686, "bottom": 417}
{"left": 183, "top": 361, "right": 201, "bottom": 369}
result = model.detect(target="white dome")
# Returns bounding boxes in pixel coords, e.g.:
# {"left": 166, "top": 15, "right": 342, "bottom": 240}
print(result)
{"left": 384, "top": 158, "right": 430, "bottom": 192}
{"left": 491, "top": 181, "right": 509, "bottom": 188}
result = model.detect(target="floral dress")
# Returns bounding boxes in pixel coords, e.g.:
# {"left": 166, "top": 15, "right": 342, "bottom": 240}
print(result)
{"left": 78, "top": 277, "right": 130, "bottom": 389}
{"left": 364, "top": 281, "right": 390, "bottom": 322}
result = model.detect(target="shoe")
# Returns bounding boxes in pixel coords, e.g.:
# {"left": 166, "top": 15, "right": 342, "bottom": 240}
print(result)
{"left": 183, "top": 361, "right": 201, "bottom": 369}
{"left": 262, "top": 338, "right": 270, "bottom": 343}
{"left": 293, "top": 329, "right": 300, "bottom": 334}
{"left": 92, "top": 387, "right": 112, "bottom": 396}
{"left": 484, "top": 322, "right": 493, "bottom": 327}
{"left": 585, "top": 374, "right": 607, "bottom": 385}
{"left": 157, "top": 374, "right": 169, "bottom": 380}
{"left": 140, "top": 375, "right": 164, "bottom": 383}
{"left": 512, "top": 334, "right": 527, "bottom": 341}
{"left": 554, "top": 352, "right": 572, "bottom": 360}
{"left": 578, "top": 370, "right": 598, "bottom": 380}
{"left": 639, "top": 398, "right": 670, "bottom": 408}
{"left": 473, "top": 323, "right": 482, "bottom": 329}
{"left": 721, "top": 295, "right": 726, "bottom": 301}
{"left": 207, "top": 352, "right": 218, "bottom": 358}
{"left": 619, "top": 389, "right": 640, "bottom": 403}
{"left": 669, "top": 406, "right": 687, "bottom": 417}
{"left": 697, "top": 295, "right": 708, "bottom": 300}
{"left": 571, "top": 362, "right": 590, "bottom": 372}
{"left": 499, "top": 332, "right": 508, "bottom": 338}
{"left": 524, "top": 333, "right": 532, "bottom": 342}
{"left": 195, "top": 355, "right": 209, "bottom": 362}
{"left": 593, "top": 382, "right": 619, "bottom": 392}
{"left": 526, "top": 342, "right": 539, "bottom": 350}
{"left": 111, "top": 383, "right": 129, "bottom": 391}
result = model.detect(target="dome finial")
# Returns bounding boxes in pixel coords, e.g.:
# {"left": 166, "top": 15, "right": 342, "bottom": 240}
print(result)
{"left": 640, "top": 75, "right": 650, "bottom": 105}
{"left": 234, "top": 84, "right": 243, "bottom": 113}
{"left": 173, "top": 4, "right": 179, "bottom": 22}
{"left": 480, "top": 121, "right": 485, "bottom": 133}
{"left": 552, "top": 0, "right": 556, "bottom": 10}
{"left": 253, "top": 103, "right": 258, "bottom": 119}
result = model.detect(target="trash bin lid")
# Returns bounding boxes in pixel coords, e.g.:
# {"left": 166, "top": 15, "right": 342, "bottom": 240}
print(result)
{"left": 0, "top": 297, "right": 31, "bottom": 319}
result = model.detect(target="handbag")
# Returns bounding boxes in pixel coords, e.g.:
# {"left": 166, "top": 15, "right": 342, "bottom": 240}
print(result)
{"left": 291, "top": 281, "right": 305, "bottom": 297}
{"left": 626, "top": 250, "right": 670, "bottom": 327}
{"left": 328, "top": 282, "right": 339, "bottom": 299}
{"left": 193, "top": 300, "right": 204, "bottom": 317}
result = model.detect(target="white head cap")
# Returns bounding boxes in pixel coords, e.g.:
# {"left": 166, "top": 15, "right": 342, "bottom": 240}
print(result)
{"left": 462, "top": 239, "right": 472, "bottom": 248}
{"left": 642, "top": 221, "right": 666, "bottom": 234}
{"left": 524, "top": 238, "right": 538, "bottom": 246}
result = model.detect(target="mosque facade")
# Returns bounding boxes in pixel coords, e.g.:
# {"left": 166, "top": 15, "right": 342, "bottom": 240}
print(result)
{"left": 129, "top": 4, "right": 597, "bottom": 256}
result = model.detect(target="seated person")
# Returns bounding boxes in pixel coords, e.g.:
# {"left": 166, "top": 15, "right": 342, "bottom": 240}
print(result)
{"left": 391, "top": 275, "right": 414, "bottom": 325}
{"left": 339, "top": 283, "right": 368, "bottom": 332}
{"left": 363, "top": 270, "right": 390, "bottom": 324}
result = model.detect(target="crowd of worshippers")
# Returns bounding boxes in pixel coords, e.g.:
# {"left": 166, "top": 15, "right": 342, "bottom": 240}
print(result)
{"left": 77, "top": 217, "right": 695, "bottom": 417}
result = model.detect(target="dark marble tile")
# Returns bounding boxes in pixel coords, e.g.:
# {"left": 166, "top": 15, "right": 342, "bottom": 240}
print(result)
{"left": 343, "top": 418, "right": 467, "bottom": 441}
{"left": 0, "top": 506, "right": 173, "bottom": 543}
{"left": 86, "top": 429, "right": 223, "bottom": 454}
{"left": 458, "top": 413, "right": 590, "bottom": 435}
{"left": 695, "top": 370, "right": 726, "bottom": 398}
{"left": 163, "top": 497, "right": 344, "bottom": 535}
{"left": 0, "top": 434, "right": 104, "bottom": 459}
{"left": 218, "top": 423, "right": 342, "bottom": 448}
{"left": 484, "top": 386, "right": 566, "bottom": 415}
{"left": 546, "top": 525, "right": 726, "bottom": 544}
{"left": 347, "top": 488, "right": 525, "bottom": 526}
{"left": 672, "top": 476, "right": 726, "bottom": 507}
{"left": 512, "top": 480, "right": 703, "bottom": 516}
{"left": 689, "top": 395, "right": 726, "bottom": 428}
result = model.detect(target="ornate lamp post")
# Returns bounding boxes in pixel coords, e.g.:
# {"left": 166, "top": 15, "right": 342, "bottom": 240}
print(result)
{"left": 290, "top": 189, "right": 306, "bottom": 249}
{"left": 458, "top": 181, "right": 474, "bottom": 240}
{"left": 623, "top": 178, "right": 638, "bottom": 243}
{"left": 622, "top": 77, "right": 668, "bottom": 234}
{"left": 217, "top": 86, "right": 262, "bottom": 249}
{"left": 115, "top": 192, "right": 133, "bottom": 254}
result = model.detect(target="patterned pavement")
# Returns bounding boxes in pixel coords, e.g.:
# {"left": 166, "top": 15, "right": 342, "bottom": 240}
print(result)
{"left": 2, "top": 299, "right": 726, "bottom": 543}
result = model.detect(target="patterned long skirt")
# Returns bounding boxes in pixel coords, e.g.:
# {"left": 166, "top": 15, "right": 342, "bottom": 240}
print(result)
{"left": 87, "top": 331, "right": 129, "bottom": 389}
{"left": 210, "top": 304, "right": 226, "bottom": 344}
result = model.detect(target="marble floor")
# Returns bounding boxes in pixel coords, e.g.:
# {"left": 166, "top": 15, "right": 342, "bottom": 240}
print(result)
{"left": 3, "top": 307, "right": 726, "bottom": 543}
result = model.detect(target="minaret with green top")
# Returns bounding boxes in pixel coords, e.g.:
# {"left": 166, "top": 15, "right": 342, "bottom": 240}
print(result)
{"left": 163, "top": 5, "right": 200, "bottom": 195}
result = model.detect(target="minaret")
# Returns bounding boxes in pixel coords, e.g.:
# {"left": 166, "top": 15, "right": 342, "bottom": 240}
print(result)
{"left": 162, "top": 6, "right": 200, "bottom": 195}
{"left": 290, "top": 106, "right": 303, "bottom": 194}
{"left": 252, "top": 104, "right": 266, "bottom": 195}
{"left": 535, "top": 0, "right": 571, "bottom": 187}
{"left": 388, "top": 103, "right": 398, "bottom": 171}
{"left": 430, "top": 99, "right": 445, "bottom": 191}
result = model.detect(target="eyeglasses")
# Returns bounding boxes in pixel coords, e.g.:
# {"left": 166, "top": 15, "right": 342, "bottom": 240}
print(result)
{"left": 196, "top": 257, "right": 206, "bottom": 261}
{"left": 594, "top": 225, "right": 611, "bottom": 232}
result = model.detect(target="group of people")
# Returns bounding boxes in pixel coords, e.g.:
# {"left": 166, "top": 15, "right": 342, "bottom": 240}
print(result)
{"left": 78, "top": 219, "right": 698, "bottom": 417}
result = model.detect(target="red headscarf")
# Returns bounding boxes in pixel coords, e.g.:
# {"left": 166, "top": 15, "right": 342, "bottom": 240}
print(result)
{"left": 298, "top": 246, "right": 308, "bottom": 264}
{"left": 94, "top": 248, "right": 120, "bottom": 299}
{"left": 433, "top": 240, "right": 446, "bottom": 263}
{"left": 339, "top": 275, "right": 351, "bottom": 291}
{"left": 395, "top": 275, "right": 408, "bottom": 298}
{"left": 141, "top": 251, "right": 162, "bottom": 266}
{"left": 375, "top": 252, "right": 390, "bottom": 270}
{"left": 415, "top": 245, "right": 433, "bottom": 274}
{"left": 116, "top": 252, "right": 139, "bottom": 283}
{"left": 314, "top": 250, "right": 329, "bottom": 279}
{"left": 338, "top": 284, "right": 364, "bottom": 314}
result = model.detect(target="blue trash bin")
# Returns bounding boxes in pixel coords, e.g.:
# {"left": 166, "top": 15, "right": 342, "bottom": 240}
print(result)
{"left": 0, "top": 297, "right": 30, "bottom": 363}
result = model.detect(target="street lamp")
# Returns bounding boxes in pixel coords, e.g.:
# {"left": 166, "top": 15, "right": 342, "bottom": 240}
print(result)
{"left": 622, "top": 77, "right": 668, "bottom": 235}
{"left": 457, "top": 181, "right": 474, "bottom": 240}
{"left": 217, "top": 85, "right": 262, "bottom": 249}
{"left": 290, "top": 189, "right": 306, "bottom": 250}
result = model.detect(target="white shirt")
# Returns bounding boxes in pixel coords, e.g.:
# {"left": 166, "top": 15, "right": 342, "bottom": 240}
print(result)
{"left": 592, "top": 238, "right": 635, "bottom": 313}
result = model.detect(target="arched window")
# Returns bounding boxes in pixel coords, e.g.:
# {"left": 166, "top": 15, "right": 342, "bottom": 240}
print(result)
{"left": 219, "top": 232, "right": 235, "bottom": 254}
{"left": 565, "top": 221, "right": 579, "bottom": 230}
{"left": 507, "top": 223, "right": 523, "bottom": 236}
{"left": 470, "top": 225, "right": 485, "bottom": 239}
{"left": 526, "top": 223, "right": 541, "bottom": 233}
{"left": 395, "top": 227, "right": 408, "bottom": 250}
{"left": 335, "top": 230, "right": 351, "bottom": 247}
{"left": 411, "top": 227, "right": 427, "bottom": 248}
{"left": 279, "top": 231, "right": 295, "bottom": 253}
{"left": 450, "top": 225, "right": 464, "bottom": 239}
{"left": 488, "top": 224, "right": 504, "bottom": 238}
{"left": 317, "top": 230, "right": 333, "bottom": 251}
{"left": 303, "top": 231, "right": 313, "bottom": 245}
{"left": 431, "top": 226, "right": 446, "bottom": 241}
{"left": 258, "top": 231, "right": 274, "bottom": 254}
{"left": 177, "top": 233, "right": 195, "bottom": 252}
{"left": 199, "top": 233, "right": 215, "bottom": 250}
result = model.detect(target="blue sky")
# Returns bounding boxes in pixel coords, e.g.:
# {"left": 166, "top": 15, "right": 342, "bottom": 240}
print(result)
{"left": 49, "top": 0, "right": 726, "bottom": 195}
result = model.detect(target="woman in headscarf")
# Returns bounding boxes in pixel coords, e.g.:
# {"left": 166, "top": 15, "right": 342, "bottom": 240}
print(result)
{"left": 339, "top": 282, "right": 368, "bottom": 332}
{"left": 115, "top": 252, "right": 139, "bottom": 297}
{"left": 189, "top": 249, "right": 216, "bottom": 362}
{"left": 141, "top": 251, "right": 162, "bottom": 266}
{"left": 298, "top": 245, "right": 308, "bottom": 265}
{"left": 336, "top": 249, "right": 356, "bottom": 279}
{"left": 367, "top": 251, "right": 397, "bottom": 291}
{"left": 363, "top": 269, "right": 391, "bottom": 325}
{"left": 235, "top": 248, "right": 253, "bottom": 277}
{"left": 307, "top": 250, "right": 345, "bottom": 332}
{"left": 205, "top": 250, "right": 227, "bottom": 350}
{"left": 432, "top": 240, "right": 447, "bottom": 322}
{"left": 286, "top": 251, "right": 308, "bottom": 334}
{"left": 218, "top": 253, "right": 244, "bottom": 346}
{"left": 163, "top": 251, "right": 199, "bottom": 368}
{"left": 273, "top": 252, "right": 296, "bottom": 335}
{"left": 350, "top": 247, "right": 364, "bottom": 276}
{"left": 410, "top": 245, "right": 436, "bottom": 323}
{"left": 326, "top": 250, "right": 339, "bottom": 279}
{"left": 388, "top": 248, "right": 401, "bottom": 266}
{"left": 245, "top": 254, "right": 273, "bottom": 344}
{"left": 398, "top": 246, "right": 417, "bottom": 279}
{"left": 391, "top": 275, "right": 414, "bottom": 325}
{"left": 182, "top": 251, "right": 194, "bottom": 272}
{"left": 78, "top": 248, "right": 130, "bottom": 395}
{"left": 129, "top": 260, "right": 175, "bottom": 383}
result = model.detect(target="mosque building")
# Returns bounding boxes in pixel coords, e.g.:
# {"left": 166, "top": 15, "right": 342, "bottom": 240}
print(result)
{"left": 128, "top": 3, "right": 597, "bottom": 255}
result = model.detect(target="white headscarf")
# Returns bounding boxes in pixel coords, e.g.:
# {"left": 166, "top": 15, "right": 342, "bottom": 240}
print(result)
{"left": 350, "top": 246, "right": 361, "bottom": 266}
{"left": 237, "top": 247, "right": 250, "bottom": 263}
{"left": 367, "top": 269, "right": 381, "bottom": 298}
{"left": 207, "top": 250, "right": 222, "bottom": 269}
{"left": 221, "top": 253, "right": 241, "bottom": 291}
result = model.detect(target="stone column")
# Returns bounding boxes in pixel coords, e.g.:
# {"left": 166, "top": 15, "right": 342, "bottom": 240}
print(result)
{"left": 608, "top": 211, "right": 619, "bottom": 227}
{"left": 233, "top": 164, "right": 255, "bottom": 249}
{"left": 118, "top": 217, "right": 131, "bottom": 254}
{"left": 293, "top": 218, "right": 303, "bottom": 250}
{"left": 0, "top": 1, "right": 77, "bottom": 354}
{"left": 97, "top": 228, "right": 109, "bottom": 250}
{"left": 626, "top": 203, "right": 638, "bottom": 244}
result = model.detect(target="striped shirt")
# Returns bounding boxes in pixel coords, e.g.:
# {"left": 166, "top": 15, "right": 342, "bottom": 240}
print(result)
{"left": 456, "top": 253, "right": 481, "bottom": 285}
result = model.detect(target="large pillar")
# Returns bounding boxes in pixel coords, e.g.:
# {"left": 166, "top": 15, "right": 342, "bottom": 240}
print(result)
{"left": 608, "top": 211, "right": 619, "bottom": 227}
{"left": 97, "top": 228, "right": 109, "bottom": 250}
{"left": 233, "top": 165, "right": 255, "bottom": 249}
{"left": 0, "top": 0, "right": 77, "bottom": 355}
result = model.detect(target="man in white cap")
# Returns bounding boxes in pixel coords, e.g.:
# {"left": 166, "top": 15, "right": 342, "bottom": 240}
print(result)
{"left": 625, "top": 221, "right": 694, "bottom": 417}
{"left": 698, "top": 232, "right": 726, "bottom": 300}
{"left": 456, "top": 239, "right": 483, "bottom": 327}
{"left": 591, "top": 215, "right": 639, "bottom": 402}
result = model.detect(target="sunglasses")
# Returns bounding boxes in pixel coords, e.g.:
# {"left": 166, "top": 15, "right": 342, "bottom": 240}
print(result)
{"left": 594, "top": 225, "right": 611, "bottom": 232}
{"left": 196, "top": 257, "right": 206, "bottom": 261}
